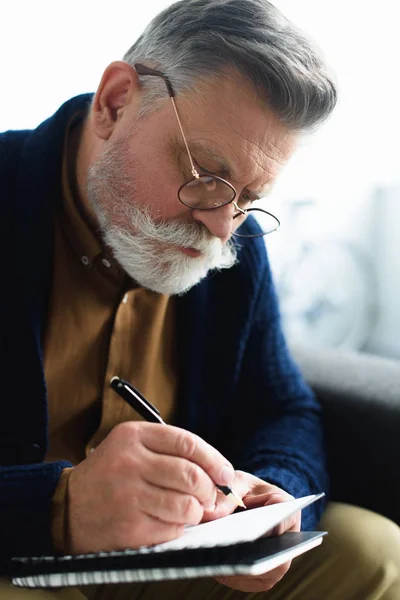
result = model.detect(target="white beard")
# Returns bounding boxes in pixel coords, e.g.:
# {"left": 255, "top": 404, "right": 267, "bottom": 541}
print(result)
{"left": 86, "top": 147, "right": 237, "bottom": 295}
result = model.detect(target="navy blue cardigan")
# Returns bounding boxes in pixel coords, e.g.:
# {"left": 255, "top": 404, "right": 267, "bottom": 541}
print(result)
{"left": 0, "top": 95, "right": 328, "bottom": 565}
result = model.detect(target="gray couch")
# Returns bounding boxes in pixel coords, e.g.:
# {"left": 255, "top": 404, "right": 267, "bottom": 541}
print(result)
{"left": 291, "top": 343, "right": 400, "bottom": 525}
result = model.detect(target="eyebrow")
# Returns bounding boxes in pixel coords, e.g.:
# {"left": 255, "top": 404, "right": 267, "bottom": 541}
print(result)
{"left": 190, "top": 142, "right": 237, "bottom": 179}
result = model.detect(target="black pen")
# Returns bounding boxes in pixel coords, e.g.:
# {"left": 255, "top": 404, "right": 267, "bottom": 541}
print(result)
{"left": 110, "top": 376, "right": 246, "bottom": 509}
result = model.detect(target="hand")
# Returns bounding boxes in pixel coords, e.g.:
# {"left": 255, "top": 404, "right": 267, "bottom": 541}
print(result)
{"left": 202, "top": 471, "right": 301, "bottom": 593}
{"left": 67, "top": 422, "right": 235, "bottom": 554}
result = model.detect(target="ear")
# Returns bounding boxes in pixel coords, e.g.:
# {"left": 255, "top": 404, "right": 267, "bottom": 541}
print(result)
{"left": 91, "top": 61, "right": 139, "bottom": 140}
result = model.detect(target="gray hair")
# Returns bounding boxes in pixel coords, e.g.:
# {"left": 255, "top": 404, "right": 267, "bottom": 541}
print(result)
{"left": 123, "top": 0, "right": 337, "bottom": 130}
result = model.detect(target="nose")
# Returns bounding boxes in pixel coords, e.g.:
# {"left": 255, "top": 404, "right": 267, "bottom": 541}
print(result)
{"left": 191, "top": 202, "right": 236, "bottom": 244}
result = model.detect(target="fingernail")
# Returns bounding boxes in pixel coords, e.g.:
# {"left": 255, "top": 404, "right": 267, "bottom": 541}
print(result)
{"left": 205, "top": 503, "right": 216, "bottom": 512}
{"left": 220, "top": 465, "right": 234, "bottom": 485}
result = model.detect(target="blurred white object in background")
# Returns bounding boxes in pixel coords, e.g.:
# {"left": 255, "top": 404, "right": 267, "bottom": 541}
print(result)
{"left": 365, "top": 185, "right": 400, "bottom": 359}
{"left": 267, "top": 197, "right": 378, "bottom": 351}
{"left": 276, "top": 239, "right": 377, "bottom": 350}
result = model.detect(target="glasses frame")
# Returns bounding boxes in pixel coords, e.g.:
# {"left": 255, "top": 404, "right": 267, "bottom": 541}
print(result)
{"left": 134, "top": 63, "right": 280, "bottom": 238}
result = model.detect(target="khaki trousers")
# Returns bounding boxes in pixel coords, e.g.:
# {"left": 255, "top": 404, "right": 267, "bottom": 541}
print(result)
{"left": 1, "top": 503, "right": 399, "bottom": 600}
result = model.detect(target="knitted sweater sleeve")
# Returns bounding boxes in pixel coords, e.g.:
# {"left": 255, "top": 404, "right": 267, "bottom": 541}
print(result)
{"left": 0, "top": 130, "right": 74, "bottom": 570}
{"left": 226, "top": 255, "right": 329, "bottom": 531}
{"left": 0, "top": 461, "right": 72, "bottom": 571}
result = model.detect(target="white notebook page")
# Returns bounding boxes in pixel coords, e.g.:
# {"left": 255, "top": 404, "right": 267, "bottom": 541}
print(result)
{"left": 152, "top": 493, "right": 324, "bottom": 552}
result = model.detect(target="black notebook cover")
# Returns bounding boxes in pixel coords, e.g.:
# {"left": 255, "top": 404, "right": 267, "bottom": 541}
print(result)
{"left": 10, "top": 531, "right": 326, "bottom": 588}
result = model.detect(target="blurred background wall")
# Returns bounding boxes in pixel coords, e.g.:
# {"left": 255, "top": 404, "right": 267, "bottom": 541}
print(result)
{"left": 1, "top": 0, "right": 399, "bottom": 357}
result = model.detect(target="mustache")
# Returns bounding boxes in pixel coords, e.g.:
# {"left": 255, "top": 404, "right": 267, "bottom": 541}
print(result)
{"left": 120, "top": 204, "right": 224, "bottom": 254}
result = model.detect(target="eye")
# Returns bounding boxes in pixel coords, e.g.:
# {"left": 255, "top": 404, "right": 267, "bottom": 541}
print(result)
{"left": 238, "top": 192, "right": 255, "bottom": 209}
{"left": 194, "top": 161, "right": 218, "bottom": 176}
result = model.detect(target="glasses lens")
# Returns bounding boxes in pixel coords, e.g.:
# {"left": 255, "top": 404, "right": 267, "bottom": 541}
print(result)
{"left": 178, "top": 175, "right": 236, "bottom": 209}
{"left": 234, "top": 208, "right": 280, "bottom": 238}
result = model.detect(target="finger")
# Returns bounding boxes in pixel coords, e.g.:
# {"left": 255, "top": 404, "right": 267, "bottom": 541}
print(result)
{"left": 201, "top": 489, "right": 237, "bottom": 522}
{"left": 203, "top": 471, "right": 258, "bottom": 521}
{"left": 271, "top": 514, "right": 300, "bottom": 536}
{"left": 263, "top": 491, "right": 294, "bottom": 504}
{"left": 137, "top": 423, "right": 235, "bottom": 486}
{"left": 244, "top": 490, "right": 294, "bottom": 509}
{"left": 133, "top": 479, "right": 205, "bottom": 526}
{"left": 141, "top": 448, "right": 217, "bottom": 509}
{"left": 215, "top": 575, "right": 276, "bottom": 592}
{"left": 215, "top": 560, "right": 291, "bottom": 592}
{"left": 116, "top": 512, "right": 186, "bottom": 551}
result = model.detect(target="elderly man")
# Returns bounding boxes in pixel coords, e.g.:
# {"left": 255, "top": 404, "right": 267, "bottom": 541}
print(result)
{"left": 1, "top": 0, "right": 399, "bottom": 598}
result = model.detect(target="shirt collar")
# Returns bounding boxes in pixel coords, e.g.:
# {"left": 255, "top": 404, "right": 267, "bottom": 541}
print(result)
{"left": 60, "top": 113, "right": 130, "bottom": 286}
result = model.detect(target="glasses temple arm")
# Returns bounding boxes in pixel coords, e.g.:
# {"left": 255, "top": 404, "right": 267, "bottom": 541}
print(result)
{"left": 135, "top": 63, "right": 199, "bottom": 179}
{"left": 169, "top": 97, "right": 199, "bottom": 178}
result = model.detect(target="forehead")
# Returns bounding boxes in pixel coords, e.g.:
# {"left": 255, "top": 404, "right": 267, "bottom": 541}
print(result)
{"left": 178, "top": 72, "right": 297, "bottom": 190}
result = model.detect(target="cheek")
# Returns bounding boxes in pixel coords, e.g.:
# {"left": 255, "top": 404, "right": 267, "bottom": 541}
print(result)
{"left": 130, "top": 156, "right": 188, "bottom": 220}
{"left": 126, "top": 167, "right": 185, "bottom": 221}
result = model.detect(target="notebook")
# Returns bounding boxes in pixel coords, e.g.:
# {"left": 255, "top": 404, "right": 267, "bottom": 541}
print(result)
{"left": 10, "top": 493, "right": 326, "bottom": 588}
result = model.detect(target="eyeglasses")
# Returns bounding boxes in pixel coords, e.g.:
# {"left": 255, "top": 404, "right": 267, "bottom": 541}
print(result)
{"left": 134, "top": 64, "right": 280, "bottom": 238}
